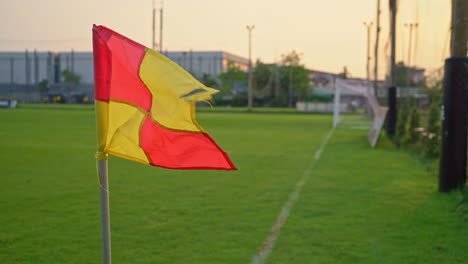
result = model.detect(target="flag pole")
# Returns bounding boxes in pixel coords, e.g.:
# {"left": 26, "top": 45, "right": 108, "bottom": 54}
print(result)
{"left": 98, "top": 159, "right": 111, "bottom": 264}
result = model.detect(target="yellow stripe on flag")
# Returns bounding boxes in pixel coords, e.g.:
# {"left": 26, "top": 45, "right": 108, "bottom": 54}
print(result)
{"left": 105, "top": 100, "right": 150, "bottom": 165}
{"left": 95, "top": 100, "right": 109, "bottom": 156}
{"left": 139, "top": 49, "right": 218, "bottom": 133}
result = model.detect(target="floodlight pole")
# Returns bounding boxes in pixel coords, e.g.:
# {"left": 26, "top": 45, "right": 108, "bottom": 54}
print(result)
{"left": 404, "top": 22, "right": 418, "bottom": 67}
{"left": 152, "top": 1, "right": 156, "bottom": 51}
{"left": 374, "top": 0, "right": 381, "bottom": 95}
{"left": 363, "top": 22, "right": 373, "bottom": 87}
{"left": 98, "top": 160, "right": 112, "bottom": 264}
{"left": 246, "top": 25, "right": 255, "bottom": 111}
{"left": 160, "top": 4, "right": 164, "bottom": 53}
{"left": 364, "top": 21, "right": 373, "bottom": 120}
{"left": 389, "top": 0, "right": 397, "bottom": 87}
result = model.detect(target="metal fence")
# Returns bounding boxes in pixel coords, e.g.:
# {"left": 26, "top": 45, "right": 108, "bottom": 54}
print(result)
{"left": 0, "top": 83, "right": 94, "bottom": 103}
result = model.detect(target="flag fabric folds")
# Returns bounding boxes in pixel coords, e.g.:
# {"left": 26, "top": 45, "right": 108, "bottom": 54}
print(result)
{"left": 93, "top": 25, "right": 236, "bottom": 170}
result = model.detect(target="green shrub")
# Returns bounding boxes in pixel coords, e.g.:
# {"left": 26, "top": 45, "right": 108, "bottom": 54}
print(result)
{"left": 395, "top": 98, "right": 409, "bottom": 147}
{"left": 212, "top": 95, "right": 230, "bottom": 106}
{"left": 406, "top": 104, "right": 421, "bottom": 144}
{"left": 231, "top": 93, "right": 247, "bottom": 107}
{"left": 425, "top": 101, "right": 441, "bottom": 158}
{"left": 268, "top": 96, "right": 288, "bottom": 107}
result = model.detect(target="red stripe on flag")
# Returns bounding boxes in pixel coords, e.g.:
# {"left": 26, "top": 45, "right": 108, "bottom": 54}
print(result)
{"left": 92, "top": 25, "right": 152, "bottom": 111}
{"left": 140, "top": 116, "right": 237, "bottom": 170}
{"left": 93, "top": 26, "right": 111, "bottom": 102}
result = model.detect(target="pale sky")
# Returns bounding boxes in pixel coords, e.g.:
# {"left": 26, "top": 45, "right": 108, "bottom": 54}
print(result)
{"left": 0, "top": 0, "right": 451, "bottom": 79}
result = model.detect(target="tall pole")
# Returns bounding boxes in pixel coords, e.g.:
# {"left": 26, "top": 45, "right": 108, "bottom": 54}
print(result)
{"left": 10, "top": 57, "right": 14, "bottom": 85}
{"left": 71, "top": 49, "right": 75, "bottom": 73}
{"left": 47, "top": 52, "right": 52, "bottom": 85}
{"left": 439, "top": 0, "right": 468, "bottom": 192}
{"left": 34, "top": 50, "right": 39, "bottom": 86}
{"left": 288, "top": 65, "right": 293, "bottom": 107}
{"left": 450, "top": 0, "right": 468, "bottom": 57}
{"left": 98, "top": 160, "right": 111, "bottom": 264}
{"left": 10, "top": 57, "right": 14, "bottom": 97}
{"left": 364, "top": 22, "right": 373, "bottom": 86}
{"left": 374, "top": 0, "right": 381, "bottom": 95}
{"left": 386, "top": 0, "right": 398, "bottom": 139}
{"left": 25, "top": 49, "right": 30, "bottom": 87}
{"left": 404, "top": 23, "right": 418, "bottom": 66}
{"left": 246, "top": 25, "right": 255, "bottom": 111}
{"left": 160, "top": 5, "right": 163, "bottom": 53}
{"left": 389, "top": 0, "right": 397, "bottom": 86}
{"left": 152, "top": 1, "right": 156, "bottom": 51}
{"left": 364, "top": 21, "right": 373, "bottom": 118}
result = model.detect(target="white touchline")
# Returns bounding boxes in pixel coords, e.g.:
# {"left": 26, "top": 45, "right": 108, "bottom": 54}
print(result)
{"left": 250, "top": 128, "right": 335, "bottom": 264}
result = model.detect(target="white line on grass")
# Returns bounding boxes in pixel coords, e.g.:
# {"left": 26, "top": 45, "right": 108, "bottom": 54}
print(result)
{"left": 250, "top": 128, "right": 335, "bottom": 264}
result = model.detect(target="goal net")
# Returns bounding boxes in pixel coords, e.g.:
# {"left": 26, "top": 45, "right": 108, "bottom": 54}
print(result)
{"left": 333, "top": 78, "right": 388, "bottom": 147}
{"left": 332, "top": 78, "right": 378, "bottom": 129}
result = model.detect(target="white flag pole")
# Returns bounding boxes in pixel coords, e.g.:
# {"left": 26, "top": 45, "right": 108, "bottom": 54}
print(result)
{"left": 98, "top": 159, "right": 112, "bottom": 264}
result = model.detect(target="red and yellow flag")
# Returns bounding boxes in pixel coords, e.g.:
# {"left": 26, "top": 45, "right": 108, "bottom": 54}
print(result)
{"left": 93, "top": 25, "right": 236, "bottom": 170}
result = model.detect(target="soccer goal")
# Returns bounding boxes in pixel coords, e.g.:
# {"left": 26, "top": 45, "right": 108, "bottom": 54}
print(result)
{"left": 333, "top": 78, "right": 388, "bottom": 147}
{"left": 332, "top": 78, "right": 379, "bottom": 130}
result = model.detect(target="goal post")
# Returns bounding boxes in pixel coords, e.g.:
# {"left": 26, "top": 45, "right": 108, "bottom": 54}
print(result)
{"left": 333, "top": 79, "right": 341, "bottom": 128}
{"left": 333, "top": 78, "right": 375, "bottom": 129}
{"left": 332, "top": 78, "right": 388, "bottom": 147}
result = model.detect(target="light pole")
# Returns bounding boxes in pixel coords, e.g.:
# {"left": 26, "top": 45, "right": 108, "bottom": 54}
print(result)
{"left": 389, "top": 0, "right": 397, "bottom": 87}
{"left": 152, "top": 1, "right": 156, "bottom": 50}
{"left": 364, "top": 21, "right": 373, "bottom": 119}
{"left": 363, "top": 22, "right": 373, "bottom": 86}
{"left": 404, "top": 22, "right": 418, "bottom": 67}
{"left": 374, "top": 0, "right": 381, "bottom": 95}
{"left": 246, "top": 25, "right": 255, "bottom": 111}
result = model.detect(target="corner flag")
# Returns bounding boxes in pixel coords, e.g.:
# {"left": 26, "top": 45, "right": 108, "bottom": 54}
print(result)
{"left": 93, "top": 25, "right": 236, "bottom": 170}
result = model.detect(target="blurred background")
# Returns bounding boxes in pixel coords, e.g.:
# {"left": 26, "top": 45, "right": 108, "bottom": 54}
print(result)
{"left": 0, "top": 0, "right": 450, "bottom": 108}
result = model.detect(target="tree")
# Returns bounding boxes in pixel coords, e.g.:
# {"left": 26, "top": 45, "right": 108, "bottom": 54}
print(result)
{"left": 394, "top": 61, "right": 412, "bottom": 86}
{"left": 424, "top": 75, "right": 443, "bottom": 104}
{"left": 61, "top": 69, "right": 81, "bottom": 98}
{"left": 201, "top": 74, "right": 219, "bottom": 89}
{"left": 281, "top": 50, "right": 302, "bottom": 66}
{"left": 61, "top": 69, "right": 81, "bottom": 85}
{"left": 338, "top": 66, "right": 350, "bottom": 79}
{"left": 38, "top": 79, "right": 49, "bottom": 95}
{"left": 252, "top": 59, "right": 272, "bottom": 92}
{"left": 218, "top": 60, "right": 247, "bottom": 94}
{"left": 279, "top": 50, "right": 311, "bottom": 106}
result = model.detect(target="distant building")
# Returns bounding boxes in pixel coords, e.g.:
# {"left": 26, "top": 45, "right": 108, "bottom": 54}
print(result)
{"left": 0, "top": 50, "right": 249, "bottom": 85}
{"left": 308, "top": 69, "right": 338, "bottom": 87}
{"left": 385, "top": 64, "right": 426, "bottom": 86}
{"left": 0, "top": 49, "right": 249, "bottom": 103}
{"left": 164, "top": 51, "right": 249, "bottom": 78}
{"left": 407, "top": 67, "right": 426, "bottom": 84}
{"left": 0, "top": 51, "right": 94, "bottom": 85}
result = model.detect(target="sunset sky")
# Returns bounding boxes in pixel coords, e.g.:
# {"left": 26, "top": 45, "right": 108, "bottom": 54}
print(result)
{"left": 0, "top": 0, "right": 451, "bottom": 79}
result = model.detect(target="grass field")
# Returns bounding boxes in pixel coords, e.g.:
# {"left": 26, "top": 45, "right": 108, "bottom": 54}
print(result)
{"left": 0, "top": 105, "right": 467, "bottom": 263}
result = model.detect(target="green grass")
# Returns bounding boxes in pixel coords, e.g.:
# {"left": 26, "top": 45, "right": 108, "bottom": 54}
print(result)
{"left": 0, "top": 104, "right": 467, "bottom": 263}
{"left": 197, "top": 105, "right": 297, "bottom": 114}
{"left": 267, "top": 130, "right": 468, "bottom": 264}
